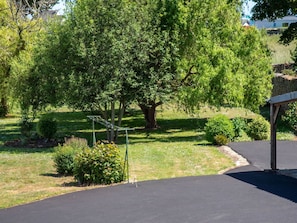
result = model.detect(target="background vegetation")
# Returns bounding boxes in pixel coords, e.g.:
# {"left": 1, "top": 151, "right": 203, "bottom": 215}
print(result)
{"left": 267, "top": 34, "right": 296, "bottom": 64}
{"left": 0, "top": 105, "right": 295, "bottom": 208}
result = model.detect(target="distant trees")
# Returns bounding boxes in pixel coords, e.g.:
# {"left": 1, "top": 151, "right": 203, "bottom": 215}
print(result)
{"left": 10, "top": 0, "right": 273, "bottom": 133}
{"left": 251, "top": 0, "right": 297, "bottom": 44}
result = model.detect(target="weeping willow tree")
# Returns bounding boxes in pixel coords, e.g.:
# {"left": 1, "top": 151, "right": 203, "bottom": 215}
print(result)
{"left": 177, "top": 0, "right": 272, "bottom": 113}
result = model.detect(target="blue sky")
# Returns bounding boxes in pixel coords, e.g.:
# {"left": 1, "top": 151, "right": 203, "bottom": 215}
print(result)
{"left": 244, "top": 1, "right": 256, "bottom": 16}
{"left": 52, "top": 0, "right": 66, "bottom": 15}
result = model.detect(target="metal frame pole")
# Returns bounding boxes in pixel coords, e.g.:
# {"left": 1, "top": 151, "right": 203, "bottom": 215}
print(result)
{"left": 92, "top": 119, "right": 96, "bottom": 146}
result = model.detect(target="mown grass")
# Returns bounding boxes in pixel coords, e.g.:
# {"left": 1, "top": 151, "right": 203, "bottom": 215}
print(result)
{"left": 0, "top": 105, "right": 295, "bottom": 208}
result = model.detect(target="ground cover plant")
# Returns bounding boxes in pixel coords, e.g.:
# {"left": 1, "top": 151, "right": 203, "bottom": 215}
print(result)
{"left": 0, "top": 105, "right": 295, "bottom": 208}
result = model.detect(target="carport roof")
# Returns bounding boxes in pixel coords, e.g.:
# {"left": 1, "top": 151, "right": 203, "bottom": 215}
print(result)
{"left": 268, "top": 91, "right": 297, "bottom": 106}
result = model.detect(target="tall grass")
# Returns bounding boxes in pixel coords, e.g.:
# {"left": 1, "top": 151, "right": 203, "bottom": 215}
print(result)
{"left": 266, "top": 34, "right": 296, "bottom": 64}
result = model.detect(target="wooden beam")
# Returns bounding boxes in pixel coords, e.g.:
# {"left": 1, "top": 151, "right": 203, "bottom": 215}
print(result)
{"left": 269, "top": 91, "right": 297, "bottom": 105}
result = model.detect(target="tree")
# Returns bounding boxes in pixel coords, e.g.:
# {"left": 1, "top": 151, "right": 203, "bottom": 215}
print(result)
{"left": 0, "top": 0, "right": 57, "bottom": 116}
{"left": 251, "top": 0, "right": 297, "bottom": 44}
{"left": 13, "top": 0, "right": 181, "bottom": 130}
{"left": 178, "top": 0, "right": 272, "bottom": 112}
{"left": 127, "top": 0, "right": 181, "bottom": 128}
{"left": 12, "top": 0, "right": 140, "bottom": 140}
{"left": 251, "top": 0, "right": 297, "bottom": 20}
{"left": 12, "top": 0, "right": 273, "bottom": 136}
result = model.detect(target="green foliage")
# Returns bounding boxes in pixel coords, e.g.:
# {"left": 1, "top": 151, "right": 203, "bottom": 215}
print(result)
{"left": 252, "top": 0, "right": 296, "bottom": 21}
{"left": 64, "top": 136, "right": 89, "bottom": 149}
{"left": 282, "top": 102, "right": 297, "bottom": 133}
{"left": 214, "top": 134, "right": 229, "bottom": 146}
{"left": 232, "top": 117, "right": 247, "bottom": 138}
{"left": 247, "top": 117, "right": 270, "bottom": 140}
{"left": 53, "top": 145, "right": 81, "bottom": 175}
{"left": 37, "top": 116, "right": 57, "bottom": 139}
{"left": 178, "top": 1, "right": 272, "bottom": 113}
{"left": 19, "top": 117, "right": 34, "bottom": 138}
{"left": 204, "top": 114, "right": 235, "bottom": 144}
{"left": 53, "top": 137, "right": 89, "bottom": 175}
{"left": 74, "top": 143, "right": 124, "bottom": 185}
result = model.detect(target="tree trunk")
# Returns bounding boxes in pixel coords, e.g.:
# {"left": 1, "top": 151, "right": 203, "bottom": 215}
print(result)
{"left": 139, "top": 103, "right": 160, "bottom": 129}
{"left": 0, "top": 97, "right": 8, "bottom": 117}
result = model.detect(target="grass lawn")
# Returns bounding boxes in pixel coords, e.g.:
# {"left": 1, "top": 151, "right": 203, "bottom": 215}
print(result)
{"left": 0, "top": 105, "right": 295, "bottom": 208}
{"left": 266, "top": 34, "right": 296, "bottom": 64}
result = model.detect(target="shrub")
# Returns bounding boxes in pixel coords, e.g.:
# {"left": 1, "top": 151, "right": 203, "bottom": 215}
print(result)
{"left": 204, "top": 114, "right": 235, "bottom": 144}
{"left": 282, "top": 102, "right": 297, "bottom": 133}
{"left": 214, "top": 135, "right": 229, "bottom": 146}
{"left": 19, "top": 117, "right": 34, "bottom": 138}
{"left": 64, "top": 136, "right": 89, "bottom": 148}
{"left": 247, "top": 117, "right": 270, "bottom": 140}
{"left": 74, "top": 143, "right": 124, "bottom": 185}
{"left": 37, "top": 116, "right": 57, "bottom": 139}
{"left": 53, "top": 146, "right": 80, "bottom": 175}
{"left": 232, "top": 117, "right": 247, "bottom": 138}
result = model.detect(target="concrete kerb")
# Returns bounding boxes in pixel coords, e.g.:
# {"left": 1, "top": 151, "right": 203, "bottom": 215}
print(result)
{"left": 217, "top": 145, "right": 250, "bottom": 174}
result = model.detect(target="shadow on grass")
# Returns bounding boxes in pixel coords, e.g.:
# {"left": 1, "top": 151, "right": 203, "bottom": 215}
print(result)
{"left": 0, "top": 146, "right": 54, "bottom": 154}
{"left": 41, "top": 173, "right": 61, "bottom": 178}
{"left": 1, "top": 109, "right": 294, "bottom": 149}
{"left": 61, "top": 181, "right": 81, "bottom": 187}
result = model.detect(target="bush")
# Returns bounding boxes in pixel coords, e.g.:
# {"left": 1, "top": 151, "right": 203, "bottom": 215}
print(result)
{"left": 74, "top": 143, "right": 124, "bottom": 185}
{"left": 282, "top": 102, "right": 297, "bottom": 133}
{"left": 37, "top": 116, "right": 57, "bottom": 139}
{"left": 53, "top": 146, "right": 80, "bottom": 175}
{"left": 204, "top": 114, "right": 235, "bottom": 144}
{"left": 214, "top": 134, "right": 229, "bottom": 146}
{"left": 232, "top": 117, "right": 247, "bottom": 138}
{"left": 19, "top": 117, "right": 34, "bottom": 138}
{"left": 64, "top": 136, "right": 89, "bottom": 148}
{"left": 247, "top": 117, "right": 270, "bottom": 140}
{"left": 53, "top": 137, "right": 89, "bottom": 175}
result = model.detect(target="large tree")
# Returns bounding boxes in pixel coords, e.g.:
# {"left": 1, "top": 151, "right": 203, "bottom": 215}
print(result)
{"left": 13, "top": 0, "right": 181, "bottom": 130}
{"left": 11, "top": 0, "right": 273, "bottom": 134}
{"left": 0, "top": 0, "right": 57, "bottom": 116}
{"left": 178, "top": 0, "right": 272, "bottom": 112}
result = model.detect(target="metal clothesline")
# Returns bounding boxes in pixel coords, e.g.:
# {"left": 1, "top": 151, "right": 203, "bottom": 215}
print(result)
{"left": 87, "top": 115, "right": 134, "bottom": 183}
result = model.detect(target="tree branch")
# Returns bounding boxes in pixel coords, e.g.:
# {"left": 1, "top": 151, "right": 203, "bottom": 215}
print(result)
{"left": 180, "top": 65, "right": 198, "bottom": 85}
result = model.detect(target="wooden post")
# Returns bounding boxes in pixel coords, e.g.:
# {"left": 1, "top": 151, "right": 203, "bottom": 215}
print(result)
{"left": 270, "top": 104, "right": 279, "bottom": 171}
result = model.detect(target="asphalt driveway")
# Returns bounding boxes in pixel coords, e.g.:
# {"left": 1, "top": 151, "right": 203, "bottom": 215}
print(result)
{"left": 229, "top": 140, "right": 297, "bottom": 170}
{"left": 1, "top": 141, "right": 297, "bottom": 223}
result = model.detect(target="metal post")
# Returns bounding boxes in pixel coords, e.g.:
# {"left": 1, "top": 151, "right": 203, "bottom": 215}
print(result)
{"left": 125, "top": 129, "right": 129, "bottom": 183}
{"left": 92, "top": 119, "right": 96, "bottom": 146}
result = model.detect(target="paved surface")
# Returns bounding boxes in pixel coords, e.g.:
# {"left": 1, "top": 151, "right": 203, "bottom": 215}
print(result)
{"left": 229, "top": 141, "right": 297, "bottom": 170}
{"left": 1, "top": 141, "right": 297, "bottom": 223}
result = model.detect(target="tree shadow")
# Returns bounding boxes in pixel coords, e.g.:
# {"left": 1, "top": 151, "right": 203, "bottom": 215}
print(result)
{"left": 41, "top": 173, "right": 61, "bottom": 178}
{"left": 226, "top": 169, "right": 297, "bottom": 203}
{"left": 0, "top": 146, "right": 54, "bottom": 154}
